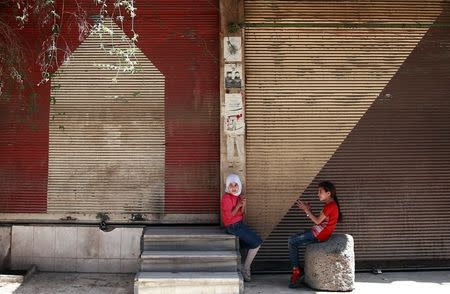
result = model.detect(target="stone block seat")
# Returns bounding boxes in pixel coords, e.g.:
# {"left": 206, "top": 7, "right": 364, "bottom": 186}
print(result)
{"left": 304, "top": 233, "right": 355, "bottom": 291}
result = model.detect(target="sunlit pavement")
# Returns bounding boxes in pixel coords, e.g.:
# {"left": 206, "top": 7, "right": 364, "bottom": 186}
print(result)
{"left": 1, "top": 270, "right": 449, "bottom": 294}
{"left": 245, "top": 271, "right": 450, "bottom": 294}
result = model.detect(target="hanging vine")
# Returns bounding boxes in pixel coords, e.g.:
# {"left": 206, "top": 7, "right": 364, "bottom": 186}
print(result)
{"left": 0, "top": 0, "right": 140, "bottom": 101}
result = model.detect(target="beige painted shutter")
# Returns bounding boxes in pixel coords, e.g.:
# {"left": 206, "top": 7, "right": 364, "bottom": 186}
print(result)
{"left": 244, "top": 0, "right": 450, "bottom": 270}
{"left": 48, "top": 19, "right": 165, "bottom": 218}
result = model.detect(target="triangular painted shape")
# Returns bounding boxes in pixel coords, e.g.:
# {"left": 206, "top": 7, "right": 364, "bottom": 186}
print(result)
{"left": 245, "top": 15, "right": 444, "bottom": 238}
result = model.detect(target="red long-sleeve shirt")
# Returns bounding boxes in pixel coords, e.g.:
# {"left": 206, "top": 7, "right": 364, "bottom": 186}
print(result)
{"left": 311, "top": 201, "right": 339, "bottom": 241}
{"left": 221, "top": 193, "right": 243, "bottom": 226}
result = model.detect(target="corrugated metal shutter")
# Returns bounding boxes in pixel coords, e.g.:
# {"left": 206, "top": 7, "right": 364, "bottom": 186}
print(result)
{"left": 48, "top": 18, "right": 166, "bottom": 214}
{"left": 0, "top": 97, "right": 48, "bottom": 213}
{"left": 244, "top": 0, "right": 450, "bottom": 270}
{"left": 0, "top": 8, "right": 49, "bottom": 213}
{"left": 131, "top": 0, "right": 221, "bottom": 217}
{"left": 0, "top": 1, "right": 220, "bottom": 222}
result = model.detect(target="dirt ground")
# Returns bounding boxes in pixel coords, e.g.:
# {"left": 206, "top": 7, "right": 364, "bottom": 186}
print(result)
{"left": 1, "top": 272, "right": 134, "bottom": 294}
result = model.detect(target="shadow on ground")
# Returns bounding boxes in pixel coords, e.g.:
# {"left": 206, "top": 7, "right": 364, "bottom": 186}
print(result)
{"left": 11, "top": 272, "right": 134, "bottom": 294}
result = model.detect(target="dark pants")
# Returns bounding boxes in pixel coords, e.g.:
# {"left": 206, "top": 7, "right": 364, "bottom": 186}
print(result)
{"left": 288, "top": 229, "right": 318, "bottom": 268}
{"left": 225, "top": 221, "right": 263, "bottom": 249}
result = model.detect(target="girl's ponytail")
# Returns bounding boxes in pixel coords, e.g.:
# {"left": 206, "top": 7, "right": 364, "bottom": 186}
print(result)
{"left": 318, "top": 181, "right": 343, "bottom": 222}
{"left": 333, "top": 195, "right": 343, "bottom": 222}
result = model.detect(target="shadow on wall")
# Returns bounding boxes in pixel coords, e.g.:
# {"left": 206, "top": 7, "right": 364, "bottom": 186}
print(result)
{"left": 256, "top": 3, "right": 450, "bottom": 272}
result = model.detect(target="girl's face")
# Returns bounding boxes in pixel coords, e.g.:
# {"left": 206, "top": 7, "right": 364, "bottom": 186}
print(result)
{"left": 228, "top": 182, "right": 239, "bottom": 195}
{"left": 318, "top": 187, "right": 332, "bottom": 202}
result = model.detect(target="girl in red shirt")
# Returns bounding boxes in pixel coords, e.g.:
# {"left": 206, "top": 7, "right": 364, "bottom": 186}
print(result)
{"left": 221, "top": 174, "right": 262, "bottom": 282}
{"left": 288, "top": 181, "right": 342, "bottom": 288}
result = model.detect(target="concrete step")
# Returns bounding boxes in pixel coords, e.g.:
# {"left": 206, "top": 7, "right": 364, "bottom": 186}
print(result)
{"left": 143, "top": 226, "right": 237, "bottom": 251}
{"left": 135, "top": 272, "right": 243, "bottom": 294}
{"left": 140, "top": 250, "right": 239, "bottom": 272}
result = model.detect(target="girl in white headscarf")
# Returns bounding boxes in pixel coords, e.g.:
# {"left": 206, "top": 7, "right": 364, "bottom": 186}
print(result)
{"left": 221, "top": 173, "right": 262, "bottom": 282}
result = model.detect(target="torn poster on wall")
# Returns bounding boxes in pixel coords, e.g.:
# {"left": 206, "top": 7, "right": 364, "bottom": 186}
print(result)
{"left": 225, "top": 93, "right": 244, "bottom": 135}
{"left": 225, "top": 93, "right": 245, "bottom": 163}
{"left": 225, "top": 63, "right": 243, "bottom": 89}
{"left": 224, "top": 37, "right": 242, "bottom": 62}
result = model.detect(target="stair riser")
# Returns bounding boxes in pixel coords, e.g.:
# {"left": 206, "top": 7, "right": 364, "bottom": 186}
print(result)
{"left": 135, "top": 283, "right": 241, "bottom": 294}
{"left": 143, "top": 239, "right": 237, "bottom": 251}
{"left": 140, "top": 258, "right": 239, "bottom": 272}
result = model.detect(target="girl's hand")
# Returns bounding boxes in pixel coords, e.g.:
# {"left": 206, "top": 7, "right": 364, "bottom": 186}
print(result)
{"left": 297, "top": 200, "right": 311, "bottom": 212}
{"left": 240, "top": 197, "right": 247, "bottom": 208}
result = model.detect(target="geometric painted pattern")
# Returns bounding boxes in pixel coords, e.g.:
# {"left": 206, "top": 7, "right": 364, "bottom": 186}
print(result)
{"left": 256, "top": 17, "right": 450, "bottom": 269}
{"left": 48, "top": 18, "right": 165, "bottom": 215}
{"left": 245, "top": 26, "right": 435, "bottom": 239}
{"left": 245, "top": 1, "right": 450, "bottom": 270}
{"left": 244, "top": 1, "right": 445, "bottom": 239}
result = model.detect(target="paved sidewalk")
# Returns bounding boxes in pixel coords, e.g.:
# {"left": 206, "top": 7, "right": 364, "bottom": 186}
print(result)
{"left": 1, "top": 270, "right": 449, "bottom": 293}
{"left": 2, "top": 273, "right": 134, "bottom": 294}
{"left": 246, "top": 271, "right": 450, "bottom": 294}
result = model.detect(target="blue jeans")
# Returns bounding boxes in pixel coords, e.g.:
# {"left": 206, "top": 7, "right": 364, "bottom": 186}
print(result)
{"left": 288, "top": 229, "right": 318, "bottom": 268}
{"left": 226, "top": 221, "right": 263, "bottom": 249}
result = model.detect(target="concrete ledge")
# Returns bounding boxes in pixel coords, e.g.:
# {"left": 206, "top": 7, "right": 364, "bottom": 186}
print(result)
{"left": 304, "top": 233, "right": 355, "bottom": 291}
{"left": 0, "top": 264, "right": 36, "bottom": 285}
{"left": 0, "top": 274, "right": 23, "bottom": 284}
{"left": 135, "top": 272, "right": 243, "bottom": 294}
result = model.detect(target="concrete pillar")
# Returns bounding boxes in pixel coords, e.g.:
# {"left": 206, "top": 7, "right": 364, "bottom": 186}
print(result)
{"left": 219, "top": 0, "right": 246, "bottom": 222}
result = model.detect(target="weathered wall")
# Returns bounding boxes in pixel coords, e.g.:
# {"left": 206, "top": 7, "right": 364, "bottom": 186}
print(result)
{"left": 11, "top": 225, "right": 142, "bottom": 273}
{"left": 244, "top": 0, "right": 450, "bottom": 271}
{"left": 0, "top": 1, "right": 220, "bottom": 223}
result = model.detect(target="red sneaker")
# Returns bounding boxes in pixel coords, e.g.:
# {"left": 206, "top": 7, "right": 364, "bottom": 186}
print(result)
{"left": 289, "top": 267, "right": 302, "bottom": 288}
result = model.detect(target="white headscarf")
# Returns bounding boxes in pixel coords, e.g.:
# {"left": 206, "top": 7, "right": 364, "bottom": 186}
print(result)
{"left": 225, "top": 174, "right": 242, "bottom": 196}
